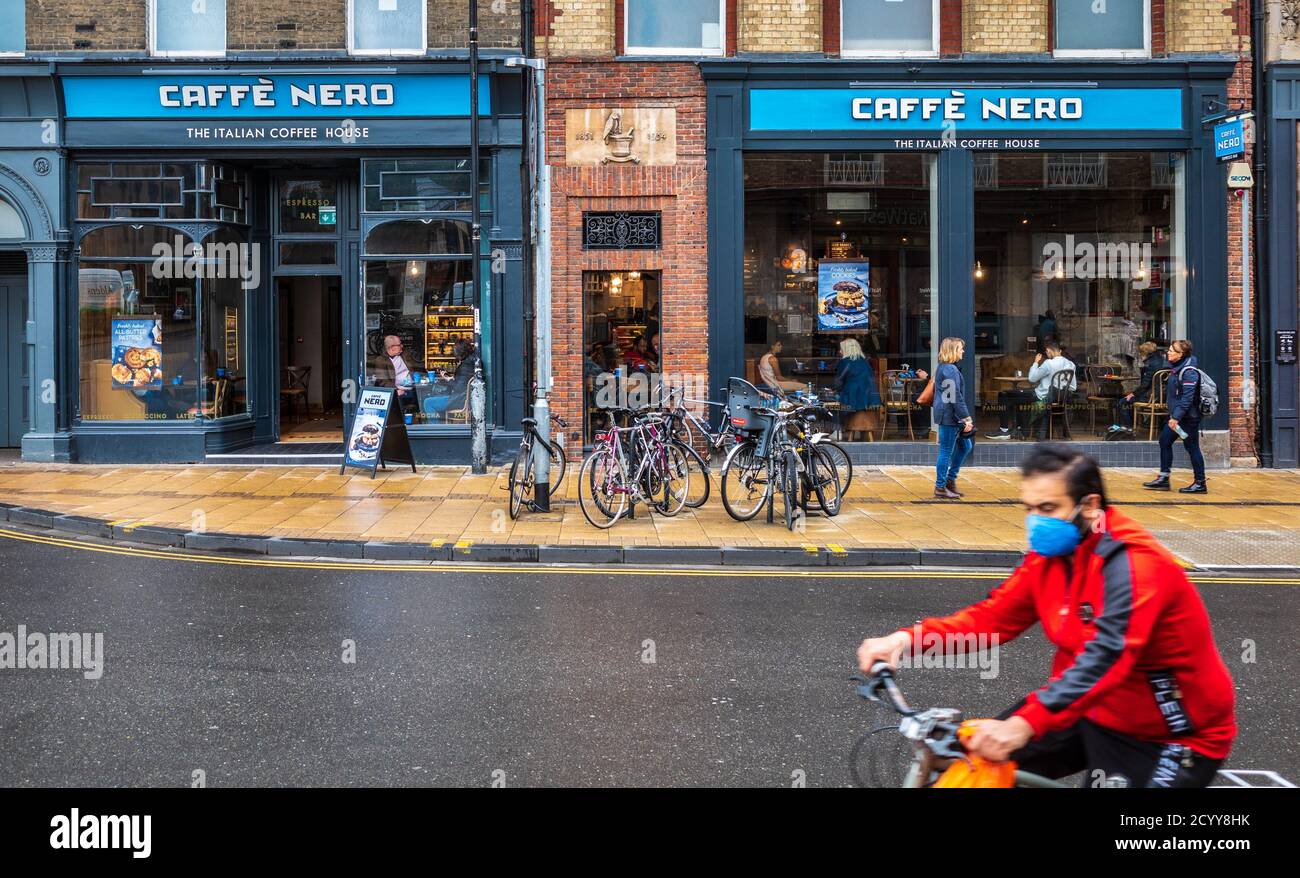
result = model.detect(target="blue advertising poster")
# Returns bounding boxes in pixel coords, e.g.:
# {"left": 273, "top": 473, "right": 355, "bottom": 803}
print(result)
{"left": 1214, "top": 118, "right": 1246, "bottom": 162}
{"left": 343, "top": 386, "right": 395, "bottom": 471}
{"left": 110, "top": 317, "right": 164, "bottom": 389}
{"left": 817, "top": 261, "right": 871, "bottom": 332}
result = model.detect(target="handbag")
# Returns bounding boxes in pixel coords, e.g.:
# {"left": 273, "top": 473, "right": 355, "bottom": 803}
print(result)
{"left": 915, "top": 377, "right": 935, "bottom": 407}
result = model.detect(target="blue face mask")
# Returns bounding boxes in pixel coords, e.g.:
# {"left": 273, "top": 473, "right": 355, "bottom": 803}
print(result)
{"left": 1026, "top": 506, "right": 1086, "bottom": 557}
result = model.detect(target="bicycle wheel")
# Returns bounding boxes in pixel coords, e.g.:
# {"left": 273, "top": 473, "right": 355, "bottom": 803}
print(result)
{"left": 547, "top": 440, "right": 567, "bottom": 497}
{"left": 655, "top": 443, "right": 691, "bottom": 517}
{"left": 720, "top": 439, "right": 770, "bottom": 521}
{"left": 816, "top": 439, "right": 853, "bottom": 496}
{"left": 507, "top": 444, "right": 533, "bottom": 520}
{"left": 807, "top": 444, "right": 843, "bottom": 517}
{"left": 848, "top": 725, "right": 918, "bottom": 788}
{"left": 578, "top": 448, "right": 627, "bottom": 529}
{"left": 779, "top": 450, "right": 800, "bottom": 531}
{"left": 675, "top": 440, "right": 711, "bottom": 508}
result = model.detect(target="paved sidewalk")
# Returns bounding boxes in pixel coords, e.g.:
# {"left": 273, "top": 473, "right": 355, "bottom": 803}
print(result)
{"left": 1, "top": 462, "right": 1298, "bottom": 567}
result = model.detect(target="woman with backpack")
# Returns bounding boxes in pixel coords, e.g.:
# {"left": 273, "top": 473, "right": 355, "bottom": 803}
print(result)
{"left": 1143, "top": 339, "right": 1208, "bottom": 494}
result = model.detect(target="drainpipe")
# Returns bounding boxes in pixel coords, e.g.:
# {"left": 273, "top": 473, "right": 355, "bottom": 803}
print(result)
{"left": 468, "top": 0, "right": 488, "bottom": 474}
{"left": 1252, "top": 0, "right": 1271, "bottom": 466}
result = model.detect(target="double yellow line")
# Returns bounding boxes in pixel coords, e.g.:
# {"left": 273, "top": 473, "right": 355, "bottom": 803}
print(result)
{"left": 0, "top": 527, "right": 1294, "bottom": 585}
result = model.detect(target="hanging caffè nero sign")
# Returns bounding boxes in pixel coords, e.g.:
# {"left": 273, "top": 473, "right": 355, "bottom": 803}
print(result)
{"left": 565, "top": 107, "right": 677, "bottom": 166}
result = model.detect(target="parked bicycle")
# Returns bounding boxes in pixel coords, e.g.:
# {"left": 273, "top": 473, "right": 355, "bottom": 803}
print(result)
{"left": 849, "top": 662, "right": 1064, "bottom": 788}
{"left": 719, "top": 378, "right": 842, "bottom": 531}
{"left": 507, "top": 410, "right": 569, "bottom": 520}
{"left": 577, "top": 406, "right": 691, "bottom": 528}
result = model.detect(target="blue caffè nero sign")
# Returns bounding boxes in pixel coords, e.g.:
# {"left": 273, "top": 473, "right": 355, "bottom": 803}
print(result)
{"left": 61, "top": 73, "right": 489, "bottom": 119}
{"left": 1214, "top": 118, "right": 1246, "bottom": 162}
{"left": 749, "top": 87, "right": 1184, "bottom": 133}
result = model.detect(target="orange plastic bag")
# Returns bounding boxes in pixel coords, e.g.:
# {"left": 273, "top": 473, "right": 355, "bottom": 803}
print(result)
{"left": 932, "top": 720, "right": 1018, "bottom": 788}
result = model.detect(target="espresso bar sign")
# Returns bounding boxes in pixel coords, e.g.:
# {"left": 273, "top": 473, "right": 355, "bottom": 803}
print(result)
{"left": 566, "top": 108, "right": 677, "bottom": 166}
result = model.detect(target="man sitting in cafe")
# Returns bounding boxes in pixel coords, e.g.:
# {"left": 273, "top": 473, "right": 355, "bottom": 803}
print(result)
{"left": 986, "top": 341, "right": 1076, "bottom": 440}
{"left": 370, "top": 334, "right": 417, "bottom": 417}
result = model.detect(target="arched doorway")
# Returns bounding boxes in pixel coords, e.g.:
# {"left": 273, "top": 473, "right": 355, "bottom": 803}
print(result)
{"left": 0, "top": 193, "right": 29, "bottom": 448}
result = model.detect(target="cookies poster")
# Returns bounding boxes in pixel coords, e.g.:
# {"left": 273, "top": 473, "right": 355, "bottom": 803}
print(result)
{"left": 817, "top": 260, "right": 871, "bottom": 332}
{"left": 110, "top": 317, "right": 163, "bottom": 390}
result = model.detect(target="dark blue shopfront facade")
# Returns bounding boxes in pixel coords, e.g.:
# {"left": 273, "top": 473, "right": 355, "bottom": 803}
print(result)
{"left": 1265, "top": 65, "right": 1300, "bottom": 468}
{"left": 703, "top": 59, "right": 1239, "bottom": 467}
{"left": 0, "top": 60, "right": 527, "bottom": 464}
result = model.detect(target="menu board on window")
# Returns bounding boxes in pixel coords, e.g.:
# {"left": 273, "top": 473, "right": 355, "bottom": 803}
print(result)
{"left": 110, "top": 317, "right": 163, "bottom": 389}
{"left": 816, "top": 260, "right": 872, "bottom": 332}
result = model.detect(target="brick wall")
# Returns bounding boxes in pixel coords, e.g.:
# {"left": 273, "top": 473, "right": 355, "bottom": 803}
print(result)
{"left": 1224, "top": 52, "right": 1256, "bottom": 459}
{"left": 739, "top": 0, "right": 821, "bottom": 53}
{"left": 1167, "top": 0, "right": 1248, "bottom": 54}
{"left": 26, "top": 0, "right": 147, "bottom": 52}
{"left": 964, "top": 0, "right": 1047, "bottom": 53}
{"left": 227, "top": 1, "right": 345, "bottom": 52}
{"left": 546, "top": 62, "right": 708, "bottom": 439}
{"left": 537, "top": 0, "right": 615, "bottom": 58}
{"left": 429, "top": 0, "right": 522, "bottom": 49}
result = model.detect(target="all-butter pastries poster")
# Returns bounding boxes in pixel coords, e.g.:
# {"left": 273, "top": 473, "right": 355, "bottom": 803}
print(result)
{"left": 816, "top": 260, "right": 871, "bottom": 332}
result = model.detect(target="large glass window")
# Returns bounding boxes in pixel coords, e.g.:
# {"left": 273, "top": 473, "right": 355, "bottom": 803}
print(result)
{"left": 973, "top": 151, "right": 1184, "bottom": 441}
{"left": 583, "top": 270, "right": 662, "bottom": 441}
{"left": 0, "top": 0, "right": 24, "bottom": 55}
{"left": 362, "top": 158, "right": 491, "bottom": 214}
{"left": 350, "top": 0, "right": 427, "bottom": 55}
{"left": 743, "top": 153, "right": 939, "bottom": 438}
{"left": 151, "top": 0, "right": 227, "bottom": 56}
{"left": 77, "top": 221, "right": 252, "bottom": 422}
{"left": 0, "top": 194, "right": 24, "bottom": 239}
{"left": 626, "top": 0, "right": 724, "bottom": 55}
{"left": 77, "top": 162, "right": 247, "bottom": 223}
{"left": 842, "top": 0, "right": 937, "bottom": 56}
{"left": 1054, "top": 0, "right": 1148, "bottom": 56}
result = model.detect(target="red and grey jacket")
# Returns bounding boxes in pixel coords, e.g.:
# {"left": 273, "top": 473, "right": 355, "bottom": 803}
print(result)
{"left": 901, "top": 508, "right": 1236, "bottom": 759}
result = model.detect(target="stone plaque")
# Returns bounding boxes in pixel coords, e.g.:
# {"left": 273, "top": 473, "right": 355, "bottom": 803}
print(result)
{"left": 565, "top": 107, "right": 677, "bottom": 167}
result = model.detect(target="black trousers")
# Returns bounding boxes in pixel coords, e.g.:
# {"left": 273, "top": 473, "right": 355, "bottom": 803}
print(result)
{"left": 997, "top": 707, "right": 1221, "bottom": 788}
{"left": 997, "top": 388, "right": 1038, "bottom": 432}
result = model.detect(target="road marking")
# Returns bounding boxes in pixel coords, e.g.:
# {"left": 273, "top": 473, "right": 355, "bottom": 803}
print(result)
{"left": 1211, "top": 770, "right": 1296, "bottom": 788}
{"left": 0, "top": 528, "right": 1296, "bottom": 584}
{"left": 828, "top": 544, "right": 847, "bottom": 554}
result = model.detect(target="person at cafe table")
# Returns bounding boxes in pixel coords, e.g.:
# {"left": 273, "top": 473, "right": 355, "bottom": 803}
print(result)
{"left": 371, "top": 334, "right": 416, "bottom": 413}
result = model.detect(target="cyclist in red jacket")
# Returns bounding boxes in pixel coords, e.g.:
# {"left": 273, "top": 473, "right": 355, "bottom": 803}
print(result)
{"left": 857, "top": 444, "right": 1236, "bottom": 788}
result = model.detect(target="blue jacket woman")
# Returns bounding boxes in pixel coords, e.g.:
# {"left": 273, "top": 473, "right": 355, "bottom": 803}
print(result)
{"left": 933, "top": 337, "right": 973, "bottom": 499}
{"left": 835, "top": 338, "right": 882, "bottom": 442}
{"left": 1144, "top": 340, "right": 1207, "bottom": 494}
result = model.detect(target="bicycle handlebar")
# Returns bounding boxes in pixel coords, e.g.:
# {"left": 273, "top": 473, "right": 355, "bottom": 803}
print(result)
{"left": 855, "top": 662, "right": 917, "bottom": 717}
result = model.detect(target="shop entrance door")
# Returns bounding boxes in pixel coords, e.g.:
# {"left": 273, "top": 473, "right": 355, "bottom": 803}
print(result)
{"left": 276, "top": 275, "right": 343, "bottom": 443}
{"left": 0, "top": 265, "right": 28, "bottom": 448}
{"left": 582, "top": 270, "right": 661, "bottom": 443}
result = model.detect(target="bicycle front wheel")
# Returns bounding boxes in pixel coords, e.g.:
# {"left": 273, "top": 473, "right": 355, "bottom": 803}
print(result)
{"left": 507, "top": 445, "right": 532, "bottom": 520}
{"left": 816, "top": 439, "right": 853, "bottom": 496}
{"left": 779, "top": 450, "right": 800, "bottom": 531}
{"left": 578, "top": 448, "right": 628, "bottom": 529}
{"left": 807, "top": 444, "right": 843, "bottom": 516}
{"left": 547, "top": 439, "right": 567, "bottom": 497}
{"left": 654, "top": 443, "right": 690, "bottom": 517}
{"left": 720, "top": 439, "right": 769, "bottom": 521}
{"left": 675, "top": 440, "right": 712, "bottom": 508}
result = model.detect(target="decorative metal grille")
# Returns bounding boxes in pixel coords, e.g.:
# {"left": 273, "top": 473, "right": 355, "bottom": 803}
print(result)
{"left": 1045, "top": 153, "right": 1108, "bottom": 189}
{"left": 824, "top": 153, "right": 884, "bottom": 186}
{"left": 974, "top": 153, "right": 999, "bottom": 190}
{"left": 582, "top": 211, "right": 662, "bottom": 250}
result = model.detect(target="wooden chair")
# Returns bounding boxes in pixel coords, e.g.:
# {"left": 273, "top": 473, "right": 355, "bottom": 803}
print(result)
{"left": 444, "top": 392, "right": 471, "bottom": 424}
{"left": 880, "top": 370, "right": 920, "bottom": 440}
{"left": 1039, "top": 369, "right": 1076, "bottom": 440}
{"left": 1084, "top": 364, "right": 1125, "bottom": 435}
{"left": 1132, "top": 368, "right": 1171, "bottom": 439}
{"left": 281, "top": 365, "right": 311, "bottom": 419}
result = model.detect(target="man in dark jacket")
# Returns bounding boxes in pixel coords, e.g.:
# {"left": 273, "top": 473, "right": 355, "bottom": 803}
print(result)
{"left": 1143, "top": 339, "right": 1207, "bottom": 493}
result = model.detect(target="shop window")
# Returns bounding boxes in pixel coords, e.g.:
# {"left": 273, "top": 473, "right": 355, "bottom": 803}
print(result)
{"left": 0, "top": 0, "right": 24, "bottom": 55}
{"left": 0, "top": 195, "right": 24, "bottom": 239}
{"left": 625, "top": 0, "right": 724, "bottom": 56}
{"left": 150, "top": 0, "right": 227, "bottom": 57}
{"left": 583, "top": 271, "right": 662, "bottom": 441}
{"left": 279, "top": 243, "right": 338, "bottom": 266}
{"left": 841, "top": 0, "right": 938, "bottom": 57}
{"left": 77, "top": 223, "right": 252, "bottom": 422}
{"left": 973, "top": 151, "right": 1184, "bottom": 442}
{"left": 364, "top": 219, "right": 472, "bottom": 257}
{"left": 362, "top": 158, "right": 490, "bottom": 214}
{"left": 77, "top": 162, "right": 246, "bottom": 223}
{"left": 349, "top": 0, "right": 427, "bottom": 56}
{"left": 362, "top": 259, "right": 479, "bottom": 425}
{"left": 742, "top": 152, "right": 939, "bottom": 439}
{"left": 1054, "top": 0, "right": 1149, "bottom": 57}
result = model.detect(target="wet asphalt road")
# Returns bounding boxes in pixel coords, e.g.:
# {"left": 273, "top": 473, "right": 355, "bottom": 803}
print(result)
{"left": 0, "top": 528, "right": 1296, "bottom": 788}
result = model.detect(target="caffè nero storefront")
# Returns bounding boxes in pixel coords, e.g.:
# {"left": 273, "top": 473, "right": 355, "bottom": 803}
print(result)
{"left": 2, "top": 61, "right": 525, "bottom": 464}
{"left": 704, "top": 60, "right": 1239, "bottom": 467}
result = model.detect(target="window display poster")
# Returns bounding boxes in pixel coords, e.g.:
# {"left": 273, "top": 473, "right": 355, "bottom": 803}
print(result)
{"left": 817, "top": 260, "right": 871, "bottom": 332}
{"left": 110, "top": 317, "right": 163, "bottom": 389}
{"left": 343, "top": 386, "right": 394, "bottom": 471}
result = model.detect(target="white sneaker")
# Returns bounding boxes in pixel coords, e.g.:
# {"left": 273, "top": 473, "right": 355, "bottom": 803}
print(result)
{"left": 985, "top": 429, "right": 1011, "bottom": 440}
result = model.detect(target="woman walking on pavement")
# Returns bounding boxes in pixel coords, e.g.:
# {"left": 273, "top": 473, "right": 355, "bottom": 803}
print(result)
{"left": 933, "top": 336, "right": 974, "bottom": 500}
{"left": 1143, "top": 339, "right": 1208, "bottom": 494}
